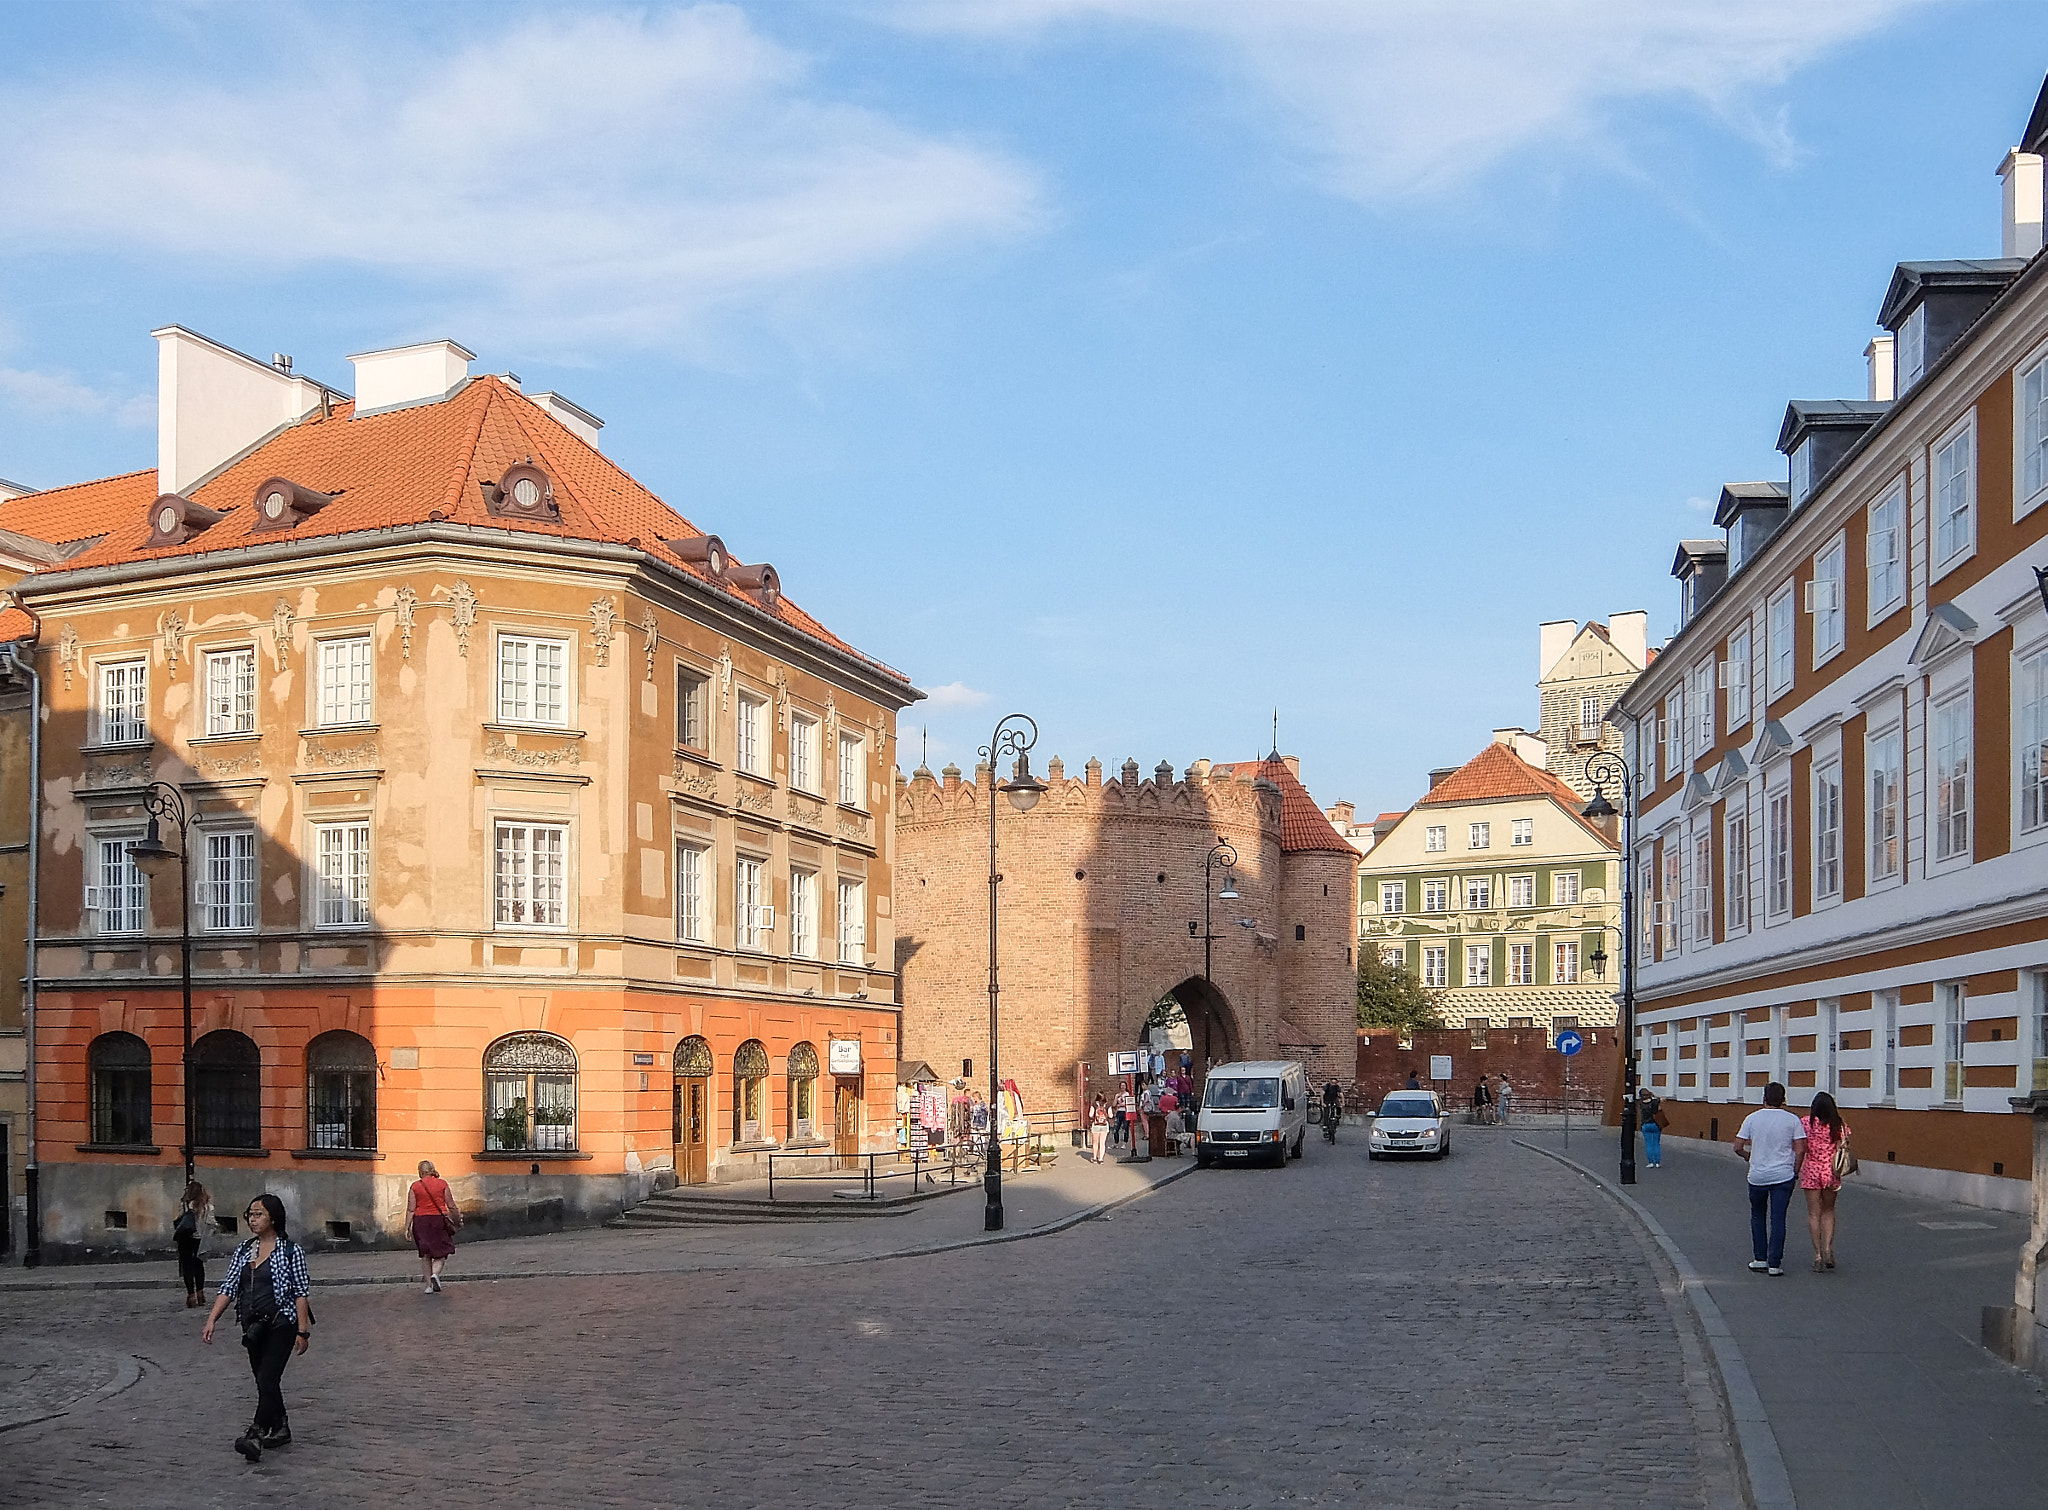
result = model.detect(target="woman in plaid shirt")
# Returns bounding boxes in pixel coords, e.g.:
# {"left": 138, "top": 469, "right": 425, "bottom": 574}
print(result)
{"left": 201, "top": 1193, "right": 312, "bottom": 1461}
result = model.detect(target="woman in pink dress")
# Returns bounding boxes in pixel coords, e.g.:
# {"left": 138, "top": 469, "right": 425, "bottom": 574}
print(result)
{"left": 1799, "top": 1092, "right": 1851, "bottom": 1271}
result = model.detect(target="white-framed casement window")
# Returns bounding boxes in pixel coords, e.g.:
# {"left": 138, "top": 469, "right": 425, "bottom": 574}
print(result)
{"left": 1933, "top": 418, "right": 1975, "bottom": 570}
{"left": 1766, "top": 788, "right": 1792, "bottom": 919}
{"left": 203, "top": 649, "right": 256, "bottom": 736}
{"left": 1692, "top": 830, "right": 1714, "bottom": 944}
{"left": 790, "top": 713, "right": 819, "bottom": 794}
{"left": 676, "top": 667, "right": 709, "bottom": 751}
{"left": 1867, "top": 484, "right": 1905, "bottom": 617}
{"left": 1577, "top": 694, "right": 1601, "bottom": 743}
{"left": 313, "top": 821, "right": 372, "bottom": 929}
{"left": 1380, "top": 945, "right": 1406, "bottom": 972}
{"left": 1663, "top": 690, "right": 1685, "bottom": 777}
{"left": 497, "top": 633, "right": 568, "bottom": 726}
{"left": 1725, "top": 807, "right": 1750, "bottom": 933}
{"left": 1421, "top": 946, "right": 1448, "bottom": 989}
{"left": 2030, "top": 971, "right": 2048, "bottom": 1093}
{"left": 1724, "top": 627, "right": 1752, "bottom": 732}
{"left": 1940, "top": 980, "right": 1967, "bottom": 1102}
{"left": 1508, "top": 942, "right": 1534, "bottom": 986}
{"left": 87, "top": 835, "right": 146, "bottom": 933}
{"left": 2021, "top": 351, "right": 2048, "bottom": 516}
{"left": 1814, "top": 763, "right": 1842, "bottom": 900}
{"left": 1379, "top": 881, "right": 1405, "bottom": 915}
{"left": 1554, "top": 941, "right": 1579, "bottom": 984}
{"left": 1897, "top": 304, "right": 1927, "bottom": 390}
{"left": 1463, "top": 877, "right": 1492, "bottom": 911}
{"left": 1508, "top": 874, "right": 1534, "bottom": 909}
{"left": 837, "top": 732, "right": 865, "bottom": 808}
{"left": 675, "top": 841, "right": 706, "bottom": 941}
{"left": 1933, "top": 692, "right": 1972, "bottom": 862}
{"left": 1694, "top": 661, "right": 1717, "bottom": 750}
{"left": 790, "top": 868, "right": 817, "bottom": 958}
{"left": 1469, "top": 821, "right": 1490, "bottom": 849}
{"left": 1808, "top": 540, "right": 1846, "bottom": 664}
{"left": 1788, "top": 439, "right": 1813, "bottom": 507}
{"left": 1552, "top": 870, "right": 1580, "bottom": 905}
{"left": 1660, "top": 845, "right": 1681, "bottom": 952}
{"left": 1767, "top": 585, "right": 1796, "bottom": 699}
{"left": 1637, "top": 853, "right": 1656, "bottom": 953}
{"left": 198, "top": 829, "right": 258, "bottom": 932}
{"left": 836, "top": 876, "right": 866, "bottom": 964}
{"left": 1424, "top": 825, "right": 1446, "bottom": 853}
{"left": 1465, "top": 944, "right": 1492, "bottom": 987}
{"left": 736, "top": 693, "right": 766, "bottom": 777}
{"left": 1868, "top": 727, "right": 1903, "bottom": 880}
{"left": 2020, "top": 649, "right": 2048, "bottom": 834}
{"left": 734, "top": 856, "right": 767, "bottom": 950}
{"left": 96, "top": 659, "right": 147, "bottom": 745}
{"left": 1422, "top": 879, "right": 1449, "bottom": 913}
{"left": 1511, "top": 818, "right": 1533, "bottom": 846}
{"left": 316, "top": 636, "right": 373, "bottom": 726}
{"left": 493, "top": 821, "right": 566, "bottom": 929}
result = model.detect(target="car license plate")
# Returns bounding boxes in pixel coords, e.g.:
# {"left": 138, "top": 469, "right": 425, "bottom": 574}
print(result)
{"left": 1224, "top": 1149, "right": 1248, "bottom": 1158}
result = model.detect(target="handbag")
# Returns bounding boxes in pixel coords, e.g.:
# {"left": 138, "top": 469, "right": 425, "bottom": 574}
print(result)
{"left": 1832, "top": 1141, "right": 1858, "bottom": 1179}
{"left": 173, "top": 1208, "right": 197, "bottom": 1239}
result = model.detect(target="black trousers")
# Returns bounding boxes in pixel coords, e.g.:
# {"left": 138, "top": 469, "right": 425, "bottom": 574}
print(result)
{"left": 176, "top": 1236, "right": 204, "bottom": 1294}
{"left": 243, "top": 1320, "right": 297, "bottom": 1431}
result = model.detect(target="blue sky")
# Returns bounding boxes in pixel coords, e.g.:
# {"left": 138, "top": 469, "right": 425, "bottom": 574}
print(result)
{"left": 1, "top": 1, "right": 2043, "bottom": 812}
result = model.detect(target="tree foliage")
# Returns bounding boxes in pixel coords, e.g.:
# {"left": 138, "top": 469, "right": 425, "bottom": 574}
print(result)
{"left": 1355, "top": 947, "right": 1446, "bottom": 1033}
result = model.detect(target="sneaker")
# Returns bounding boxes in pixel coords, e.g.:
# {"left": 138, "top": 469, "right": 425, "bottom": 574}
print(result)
{"left": 261, "top": 1422, "right": 291, "bottom": 1449}
{"left": 430, "top": 1274, "right": 442, "bottom": 1293}
{"left": 1768, "top": 1266, "right": 1785, "bottom": 1276}
{"left": 234, "top": 1432, "right": 263, "bottom": 1463}
{"left": 1748, "top": 1260, "right": 1769, "bottom": 1272}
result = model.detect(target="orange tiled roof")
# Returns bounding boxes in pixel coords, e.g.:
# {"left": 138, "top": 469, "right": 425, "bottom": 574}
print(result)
{"left": 1414, "top": 742, "right": 1615, "bottom": 846}
{"left": 0, "top": 603, "right": 37, "bottom": 641}
{"left": 1210, "top": 754, "right": 1358, "bottom": 854}
{"left": 7, "top": 379, "right": 903, "bottom": 682}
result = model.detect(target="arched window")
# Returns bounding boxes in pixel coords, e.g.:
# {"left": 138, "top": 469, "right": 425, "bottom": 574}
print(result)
{"left": 733, "top": 1039, "right": 769, "bottom": 1143}
{"left": 787, "top": 1042, "right": 819, "bottom": 1141}
{"left": 191, "top": 1030, "right": 261, "bottom": 1150}
{"left": 673, "top": 1035, "right": 713, "bottom": 1077}
{"left": 88, "top": 1032, "right": 152, "bottom": 1146}
{"left": 306, "top": 1030, "right": 376, "bottom": 1151}
{"left": 484, "top": 1033, "right": 577, "bottom": 1152}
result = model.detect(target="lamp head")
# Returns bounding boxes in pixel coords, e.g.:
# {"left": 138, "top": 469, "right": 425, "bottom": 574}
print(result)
{"left": 1581, "top": 787, "right": 1618, "bottom": 821}
{"left": 1000, "top": 752, "right": 1047, "bottom": 813}
{"left": 127, "top": 817, "right": 179, "bottom": 880}
{"left": 1218, "top": 874, "right": 1239, "bottom": 901}
{"left": 1589, "top": 944, "right": 1609, "bottom": 977}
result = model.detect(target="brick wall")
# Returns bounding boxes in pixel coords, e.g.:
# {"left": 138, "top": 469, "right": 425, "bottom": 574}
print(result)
{"left": 1354, "top": 1026, "right": 1619, "bottom": 1117}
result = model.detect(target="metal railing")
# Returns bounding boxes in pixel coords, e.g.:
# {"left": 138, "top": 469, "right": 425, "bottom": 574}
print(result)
{"left": 766, "top": 1108, "right": 1083, "bottom": 1201}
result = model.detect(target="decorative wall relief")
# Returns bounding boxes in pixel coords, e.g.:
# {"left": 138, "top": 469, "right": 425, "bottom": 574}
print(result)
{"left": 58, "top": 622, "right": 79, "bottom": 691}
{"left": 449, "top": 579, "right": 478, "bottom": 658}
{"left": 589, "top": 595, "right": 617, "bottom": 667}
{"left": 303, "top": 740, "right": 379, "bottom": 768}
{"left": 79, "top": 756, "right": 152, "bottom": 789}
{"left": 640, "top": 608, "right": 658, "bottom": 682}
{"left": 868, "top": 715, "right": 885, "bottom": 755}
{"left": 773, "top": 666, "right": 790, "bottom": 732}
{"left": 483, "top": 738, "right": 582, "bottom": 770}
{"left": 394, "top": 584, "right": 418, "bottom": 660}
{"left": 200, "top": 752, "right": 264, "bottom": 779}
{"left": 160, "top": 611, "right": 185, "bottom": 673}
{"left": 271, "top": 600, "right": 295, "bottom": 668}
{"left": 837, "top": 813, "right": 870, "bottom": 842}
{"left": 716, "top": 643, "right": 733, "bottom": 712}
{"left": 824, "top": 692, "right": 838, "bottom": 746}
{"left": 790, "top": 795, "right": 825, "bottom": 827}
{"left": 736, "top": 786, "right": 772, "bottom": 815}
{"left": 671, "top": 757, "right": 718, "bottom": 798}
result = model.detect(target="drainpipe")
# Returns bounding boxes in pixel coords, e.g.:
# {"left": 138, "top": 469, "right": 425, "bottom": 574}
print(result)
{"left": 3, "top": 638, "right": 41, "bottom": 1265}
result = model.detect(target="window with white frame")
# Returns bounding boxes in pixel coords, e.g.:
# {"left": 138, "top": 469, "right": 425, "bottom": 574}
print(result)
{"left": 790, "top": 713, "right": 819, "bottom": 794}
{"left": 1465, "top": 944, "right": 1491, "bottom": 987}
{"left": 789, "top": 868, "right": 817, "bottom": 958}
{"left": 736, "top": 693, "right": 765, "bottom": 777}
{"left": 97, "top": 660, "right": 147, "bottom": 744}
{"left": 1725, "top": 807, "right": 1750, "bottom": 932}
{"left": 1421, "top": 946, "right": 1448, "bottom": 989}
{"left": 1663, "top": 689, "right": 1685, "bottom": 777}
{"left": 1934, "top": 422, "right": 1975, "bottom": 567}
{"left": 1933, "top": 693, "right": 1972, "bottom": 861}
{"left": 497, "top": 634, "right": 568, "bottom": 726}
{"left": 1508, "top": 874, "right": 1534, "bottom": 909}
{"left": 837, "top": 732, "right": 865, "bottom": 808}
{"left": 316, "top": 636, "right": 372, "bottom": 726}
{"left": 1867, "top": 485, "right": 1904, "bottom": 615}
{"left": 1422, "top": 879, "right": 1449, "bottom": 913}
{"left": 1380, "top": 945, "right": 1406, "bottom": 972}
{"left": 1469, "top": 821, "right": 1490, "bottom": 849}
{"left": 836, "top": 877, "right": 866, "bottom": 964}
{"left": 1814, "top": 763, "right": 1841, "bottom": 900}
{"left": 1463, "top": 877, "right": 1491, "bottom": 911}
{"left": 1379, "top": 881, "right": 1405, "bottom": 915}
{"left": 1554, "top": 941, "right": 1579, "bottom": 984}
{"left": 1766, "top": 788, "right": 1792, "bottom": 918}
{"left": 1692, "top": 830, "right": 1714, "bottom": 944}
{"left": 1508, "top": 942, "right": 1534, "bottom": 986}
{"left": 88, "top": 836, "right": 146, "bottom": 933}
{"left": 1725, "top": 628, "right": 1752, "bottom": 731}
{"left": 1424, "top": 825, "right": 1446, "bottom": 853}
{"left": 1767, "top": 586, "right": 1795, "bottom": 698}
{"left": 2021, "top": 649, "right": 2048, "bottom": 834}
{"left": 2030, "top": 971, "right": 2048, "bottom": 1093}
{"left": 1898, "top": 304, "right": 1927, "bottom": 390}
{"left": 203, "top": 649, "right": 256, "bottom": 736}
{"left": 314, "top": 821, "right": 372, "bottom": 929}
{"left": 735, "top": 856, "right": 767, "bottom": 949}
{"left": 1810, "top": 542, "right": 1845, "bottom": 662}
{"left": 493, "top": 822, "right": 565, "bottom": 929}
{"left": 1511, "top": 817, "right": 1532, "bottom": 846}
{"left": 1577, "top": 694, "right": 1600, "bottom": 740}
{"left": 1788, "top": 439, "right": 1813, "bottom": 507}
{"left": 2023, "top": 353, "right": 2048, "bottom": 510}
{"left": 1941, "top": 981, "right": 1967, "bottom": 1102}
{"left": 1637, "top": 853, "right": 1656, "bottom": 952}
{"left": 1694, "top": 661, "right": 1717, "bottom": 750}
{"left": 1661, "top": 845, "right": 1681, "bottom": 951}
{"left": 675, "top": 842, "right": 706, "bottom": 941}
{"left": 1868, "top": 728, "right": 1903, "bottom": 879}
{"left": 199, "top": 830, "right": 257, "bottom": 932}
{"left": 676, "top": 667, "right": 708, "bottom": 750}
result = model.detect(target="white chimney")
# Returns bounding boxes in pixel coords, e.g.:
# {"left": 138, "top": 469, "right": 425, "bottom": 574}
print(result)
{"left": 2001, "top": 148, "right": 2044, "bottom": 259}
{"left": 1538, "top": 619, "right": 1577, "bottom": 681}
{"left": 529, "top": 392, "right": 604, "bottom": 449}
{"left": 1608, "top": 610, "right": 1649, "bottom": 671}
{"left": 1865, "top": 334, "right": 1896, "bottom": 402}
{"left": 1492, "top": 727, "right": 1549, "bottom": 768}
{"left": 151, "top": 326, "right": 329, "bottom": 497}
{"left": 346, "top": 339, "right": 475, "bottom": 415}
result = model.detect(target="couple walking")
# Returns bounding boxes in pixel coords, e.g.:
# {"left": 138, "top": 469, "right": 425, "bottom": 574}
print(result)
{"left": 1735, "top": 1082, "right": 1853, "bottom": 1275}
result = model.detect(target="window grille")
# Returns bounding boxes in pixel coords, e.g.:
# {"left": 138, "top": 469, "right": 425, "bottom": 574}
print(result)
{"left": 200, "top": 830, "right": 258, "bottom": 931}
{"left": 317, "top": 637, "right": 372, "bottom": 725}
{"left": 483, "top": 1032, "right": 578, "bottom": 1152}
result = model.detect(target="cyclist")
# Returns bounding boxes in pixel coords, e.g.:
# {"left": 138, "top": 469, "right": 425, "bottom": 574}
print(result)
{"left": 1321, "top": 1080, "right": 1343, "bottom": 1142}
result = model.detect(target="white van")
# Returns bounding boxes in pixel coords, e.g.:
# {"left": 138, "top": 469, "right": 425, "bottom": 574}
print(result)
{"left": 1193, "top": 1060, "right": 1309, "bottom": 1168}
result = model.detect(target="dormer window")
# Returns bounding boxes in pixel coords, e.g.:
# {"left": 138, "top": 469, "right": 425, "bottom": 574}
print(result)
{"left": 486, "top": 460, "right": 559, "bottom": 522}
{"left": 726, "top": 562, "right": 780, "bottom": 610}
{"left": 1787, "top": 440, "right": 1812, "bottom": 507}
{"left": 1897, "top": 303, "right": 1926, "bottom": 390}
{"left": 145, "top": 492, "right": 227, "bottom": 548}
{"left": 251, "top": 476, "right": 337, "bottom": 533}
{"left": 667, "top": 533, "right": 728, "bottom": 581}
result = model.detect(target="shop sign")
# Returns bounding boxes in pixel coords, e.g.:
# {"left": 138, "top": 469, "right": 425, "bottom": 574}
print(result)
{"left": 830, "top": 1038, "right": 863, "bottom": 1074}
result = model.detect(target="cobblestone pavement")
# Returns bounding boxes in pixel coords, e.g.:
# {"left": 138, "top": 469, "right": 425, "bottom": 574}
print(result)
{"left": 0, "top": 1132, "right": 1736, "bottom": 1509}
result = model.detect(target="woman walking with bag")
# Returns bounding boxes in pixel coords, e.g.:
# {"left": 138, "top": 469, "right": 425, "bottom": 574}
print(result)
{"left": 1638, "top": 1089, "right": 1667, "bottom": 1168}
{"left": 406, "top": 1160, "right": 463, "bottom": 1294}
{"left": 1088, "top": 1093, "right": 1111, "bottom": 1164}
{"left": 201, "top": 1193, "right": 311, "bottom": 1461}
{"left": 174, "top": 1180, "right": 214, "bottom": 1308}
{"left": 1800, "top": 1092, "right": 1853, "bottom": 1271}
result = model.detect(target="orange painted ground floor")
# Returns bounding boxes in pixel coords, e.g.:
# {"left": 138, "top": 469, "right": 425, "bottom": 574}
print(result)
{"left": 30, "top": 980, "right": 900, "bottom": 1261}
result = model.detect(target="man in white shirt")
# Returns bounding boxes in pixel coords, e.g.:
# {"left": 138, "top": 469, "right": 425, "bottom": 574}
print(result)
{"left": 1734, "top": 1081, "right": 1808, "bottom": 1276}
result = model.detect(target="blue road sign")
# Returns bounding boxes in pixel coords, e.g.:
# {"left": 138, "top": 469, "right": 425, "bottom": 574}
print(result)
{"left": 1555, "top": 1029, "right": 1584, "bottom": 1057}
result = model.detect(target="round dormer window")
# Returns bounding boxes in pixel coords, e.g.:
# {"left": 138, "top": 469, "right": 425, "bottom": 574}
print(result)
{"left": 512, "top": 476, "right": 540, "bottom": 508}
{"left": 709, "top": 547, "right": 725, "bottom": 575}
{"left": 156, "top": 504, "right": 179, "bottom": 535}
{"left": 263, "top": 490, "right": 288, "bottom": 521}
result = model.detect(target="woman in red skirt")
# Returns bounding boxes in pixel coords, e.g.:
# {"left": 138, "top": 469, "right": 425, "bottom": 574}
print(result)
{"left": 405, "top": 1160, "right": 463, "bottom": 1294}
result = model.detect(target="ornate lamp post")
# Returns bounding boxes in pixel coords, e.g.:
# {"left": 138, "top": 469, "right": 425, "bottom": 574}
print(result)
{"left": 1580, "top": 750, "right": 1638, "bottom": 1185}
{"left": 980, "top": 714, "right": 1046, "bottom": 1232}
{"left": 1201, "top": 841, "right": 1239, "bottom": 987}
{"left": 126, "top": 783, "right": 196, "bottom": 1190}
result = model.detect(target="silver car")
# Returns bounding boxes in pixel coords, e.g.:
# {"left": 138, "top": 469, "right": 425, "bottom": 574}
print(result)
{"left": 1367, "top": 1091, "right": 1451, "bottom": 1160}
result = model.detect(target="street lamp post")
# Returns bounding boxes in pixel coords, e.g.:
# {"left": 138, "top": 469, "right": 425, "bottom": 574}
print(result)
{"left": 1580, "top": 750, "right": 1638, "bottom": 1186}
{"left": 1201, "top": 841, "right": 1239, "bottom": 987}
{"left": 126, "top": 783, "right": 195, "bottom": 1190}
{"left": 980, "top": 714, "right": 1046, "bottom": 1233}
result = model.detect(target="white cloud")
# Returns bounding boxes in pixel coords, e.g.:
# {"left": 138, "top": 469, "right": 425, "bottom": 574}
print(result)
{"left": 0, "top": 6, "right": 1040, "bottom": 346}
{"left": 922, "top": 680, "right": 994, "bottom": 709}
{"left": 0, "top": 367, "right": 152, "bottom": 428}
{"left": 897, "top": 0, "right": 1938, "bottom": 200}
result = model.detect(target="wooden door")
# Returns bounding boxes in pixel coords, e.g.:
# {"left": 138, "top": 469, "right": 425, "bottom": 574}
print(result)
{"left": 833, "top": 1078, "right": 862, "bottom": 1169}
{"left": 674, "top": 1076, "right": 710, "bottom": 1185}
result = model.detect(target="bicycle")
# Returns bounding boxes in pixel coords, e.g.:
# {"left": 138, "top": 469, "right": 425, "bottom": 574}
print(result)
{"left": 1321, "top": 1099, "right": 1340, "bottom": 1143}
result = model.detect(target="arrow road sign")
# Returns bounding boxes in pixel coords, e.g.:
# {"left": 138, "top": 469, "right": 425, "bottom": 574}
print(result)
{"left": 1555, "top": 1029, "right": 1584, "bottom": 1057}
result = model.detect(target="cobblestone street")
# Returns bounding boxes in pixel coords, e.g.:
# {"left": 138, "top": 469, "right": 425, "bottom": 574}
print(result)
{"left": 0, "top": 1132, "right": 1737, "bottom": 1509}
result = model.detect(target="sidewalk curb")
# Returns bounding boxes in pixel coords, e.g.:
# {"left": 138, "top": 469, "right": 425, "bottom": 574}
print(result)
{"left": 1517, "top": 1139, "right": 1797, "bottom": 1510}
